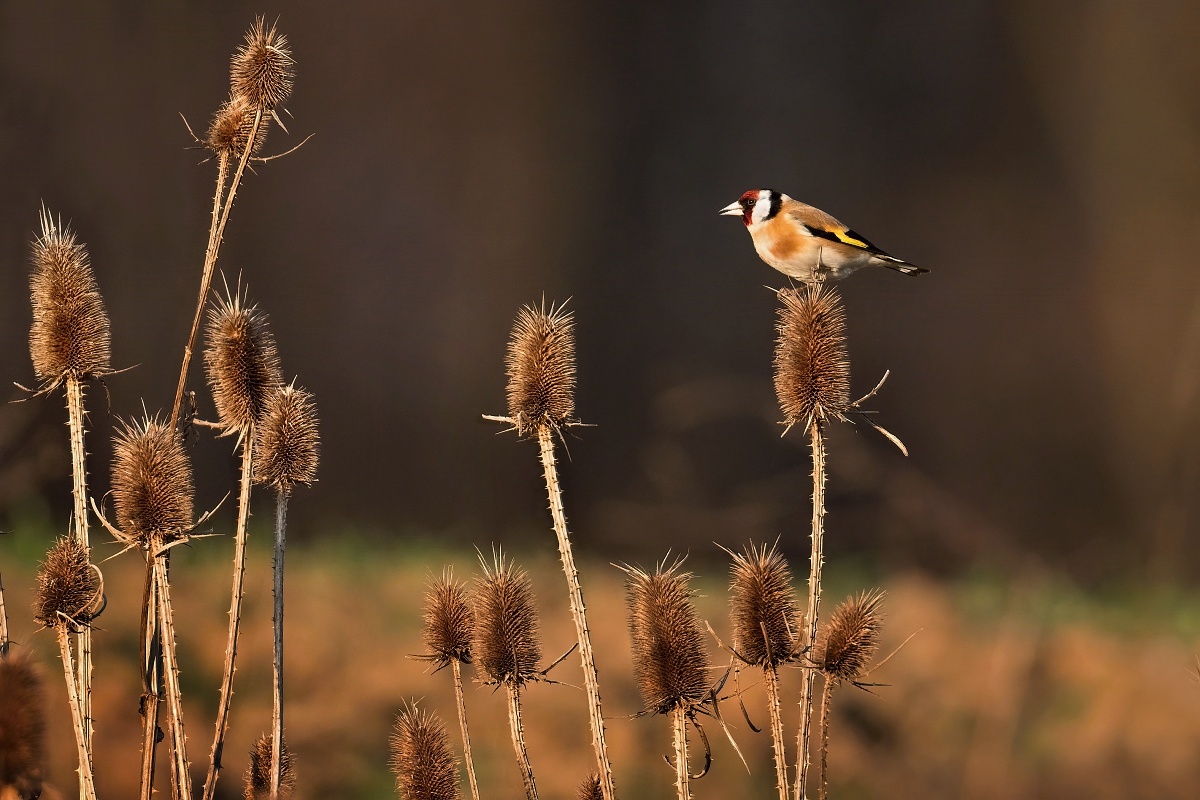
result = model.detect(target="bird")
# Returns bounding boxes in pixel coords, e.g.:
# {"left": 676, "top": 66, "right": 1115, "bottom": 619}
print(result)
{"left": 720, "top": 189, "right": 929, "bottom": 283}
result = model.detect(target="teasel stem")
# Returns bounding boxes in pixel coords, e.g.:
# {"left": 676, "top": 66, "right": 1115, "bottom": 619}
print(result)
{"left": 171, "top": 112, "right": 261, "bottom": 430}
{"left": 270, "top": 488, "right": 288, "bottom": 800}
{"left": 817, "top": 676, "right": 834, "bottom": 800}
{"left": 535, "top": 425, "right": 615, "bottom": 800}
{"left": 794, "top": 419, "right": 826, "bottom": 800}
{"left": 506, "top": 683, "right": 538, "bottom": 800}
{"left": 138, "top": 561, "right": 162, "bottom": 800}
{"left": 451, "top": 658, "right": 480, "bottom": 800}
{"left": 65, "top": 375, "right": 95, "bottom": 772}
{"left": 671, "top": 705, "right": 690, "bottom": 800}
{"left": 202, "top": 426, "right": 255, "bottom": 800}
{"left": 155, "top": 555, "right": 191, "bottom": 800}
{"left": 55, "top": 624, "right": 97, "bottom": 800}
{"left": 764, "top": 664, "right": 789, "bottom": 800}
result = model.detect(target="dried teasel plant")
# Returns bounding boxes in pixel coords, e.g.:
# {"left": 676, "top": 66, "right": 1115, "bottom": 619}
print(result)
{"left": 773, "top": 284, "right": 904, "bottom": 800}
{"left": 577, "top": 775, "right": 603, "bottom": 800}
{"left": 201, "top": 282, "right": 285, "bottom": 800}
{"left": 252, "top": 382, "right": 319, "bottom": 799}
{"left": 231, "top": 17, "right": 295, "bottom": 112}
{"left": 483, "top": 301, "right": 616, "bottom": 800}
{"left": 416, "top": 568, "right": 479, "bottom": 800}
{"left": 26, "top": 208, "right": 111, "bottom": 780}
{"left": 723, "top": 541, "right": 801, "bottom": 800}
{"left": 389, "top": 703, "right": 461, "bottom": 800}
{"left": 32, "top": 537, "right": 103, "bottom": 800}
{"left": 623, "top": 558, "right": 724, "bottom": 800}
{"left": 0, "top": 650, "right": 46, "bottom": 800}
{"left": 105, "top": 414, "right": 199, "bottom": 800}
{"left": 243, "top": 734, "right": 295, "bottom": 800}
{"left": 207, "top": 93, "right": 269, "bottom": 161}
{"left": 811, "top": 590, "right": 885, "bottom": 800}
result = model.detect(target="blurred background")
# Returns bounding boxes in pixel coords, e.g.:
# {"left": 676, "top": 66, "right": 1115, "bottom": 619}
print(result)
{"left": 1, "top": 2, "right": 1199, "bottom": 798}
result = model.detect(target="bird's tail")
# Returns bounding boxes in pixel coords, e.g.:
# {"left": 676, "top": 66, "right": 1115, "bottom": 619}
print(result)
{"left": 873, "top": 253, "right": 930, "bottom": 276}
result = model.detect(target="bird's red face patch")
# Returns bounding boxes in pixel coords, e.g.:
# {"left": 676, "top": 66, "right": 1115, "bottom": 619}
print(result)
{"left": 737, "top": 190, "right": 760, "bottom": 226}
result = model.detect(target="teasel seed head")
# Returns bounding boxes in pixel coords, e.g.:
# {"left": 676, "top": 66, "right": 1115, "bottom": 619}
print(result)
{"left": 231, "top": 18, "right": 295, "bottom": 111}
{"left": 28, "top": 210, "right": 111, "bottom": 386}
{"left": 420, "top": 568, "right": 474, "bottom": 667}
{"left": 774, "top": 284, "right": 850, "bottom": 428}
{"left": 623, "top": 558, "right": 710, "bottom": 715}
{"left": 243, "top": 734, "right": 295, "bottom": 799}
{"left": 0, "top": 654, "right": 45, "bottom": 798}
{"left": 207, "top": 93, "right": 269, "bottom": 159}
{"left": 505, "top": 301, "right": 576, "bottom": 436}
{"left": 33, "top": 537, "right": 102, "bottom": 630}
{"left": 728, "top": 541, "right": 800, "bottom": 669}
{"left": 111, "top": 414, "right": 195, "bottom": 548}
{"left": 577, "top": 774, "right": 603, "bottom": 800}
{"left": 473, "top": 551, "right": 541, "bottom": 687}
{"left": 254, "top": 383, "right": 320, "bottom": 490}
{"left": 813, "top": 589, "right": 885, "bottom": 683}
{"left": 389, "top": 703, "right": 461, "bottom": 800}
{"left": 204, "top": 285, "right": 284, "bottom": 434}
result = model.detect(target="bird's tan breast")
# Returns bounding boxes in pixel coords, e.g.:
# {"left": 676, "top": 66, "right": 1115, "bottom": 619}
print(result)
{"left": 754, "top": 217, "right": 809, "bottom": 263}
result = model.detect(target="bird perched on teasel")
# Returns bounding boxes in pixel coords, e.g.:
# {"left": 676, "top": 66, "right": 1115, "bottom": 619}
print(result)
{"left": 721, "top": 189, "right": 930, "bottom": 284}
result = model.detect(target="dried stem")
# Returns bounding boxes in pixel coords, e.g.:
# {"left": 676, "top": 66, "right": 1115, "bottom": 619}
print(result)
{"left": 764, "top": 664, "right": 789, "bottom": 800}
{"left": 506, "top": 684, "right": 538, "bottom": 800}
{"left": 271, "top": 488, "right": 289, "bottom": 800}
{"left": 138, "top": 560, "right": 162, "bottom": 800}
{"left": 672, "top": 705, "right": 690, "bottom": 800}
{"left": 65, "top": 375, "right": 94, "bottom": 772}
{"left": 535, "top": 425, "right": 615, "bottom": 800}
{"left": 795, "top": 419, "right": 826, "bottom": 800}
{"left": 55, "top": 625, "right": 97, "bottom": 800}
{"left": 817, "top": 676, "right": 834, "bottom": 800}
{"left": 155, "top": 556, "right": 191, "bottom": 800}
{"left": 451, "top": 659, "right": 480, "bottom": 800}
{"left": 202, "top": 428, "right": 255, "bottom": 800}
{"left": 0, "top": 574, "right": 8, "bottom": 650}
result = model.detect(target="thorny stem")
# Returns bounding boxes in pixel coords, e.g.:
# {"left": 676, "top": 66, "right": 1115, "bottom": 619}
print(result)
{"left": 506, "top": 684, "right": 538, "bottom": 800}
{"left": 672, "top": 706, "right": 690, "bottom": 800}
{"left": 818, "top": 676, "right": 835, "bottom": 800}
{"left": 452, "top": 659, "right": 481, "bottom": 800}
{"left": 56, "top": 625, "right": 98, "bottom": 800}
{"left": 202, "top": 428, "right": 255, "bottom": 800}
{"left": 271, "top": 489, "right": 289, "bottom": 800}
{"left": 794, "top": 420, "right": 826, "bottom": 800}
{"left": 764, "top": 665, "right": 790, "bottom": 800}
{"left": 155, "top": 556, "right": 191, "bottom": 800}
{"left": 66, "top": 375, "right": 95, "bottom": 778}
{"left": 535, "top": 425, "right": 616, "bottom": 800}
{"left": 138, "top": 560, "right": 162, "bottom": 800}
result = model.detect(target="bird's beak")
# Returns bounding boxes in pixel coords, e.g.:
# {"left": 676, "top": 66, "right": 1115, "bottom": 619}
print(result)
{"left": 719, "top": 201, "right": 743, "bottom": 216}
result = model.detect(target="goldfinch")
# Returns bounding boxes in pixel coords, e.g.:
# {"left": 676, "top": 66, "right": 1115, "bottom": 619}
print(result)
{"left": 720, "top": 189, "right": 929, "bottom": 283}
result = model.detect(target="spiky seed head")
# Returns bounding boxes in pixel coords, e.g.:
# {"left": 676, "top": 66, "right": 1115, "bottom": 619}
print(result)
{"left": 577, "top": 775, "right": 603, "bottom": 800}
{"left": 473, "top": 552, "right": 541, "bottom": 686}
{"left": 204, "top": 286, "right": 283, "bottom": 433}
{"left": 231, "top": 18, "right": 294, "bottom": 111}
{"left": 728, "top": 541, "right": 800, "bottom": 669}
{"left": 421, "top": 568, "right": 473, "bottom": 667}
{"left": 505, "top": 302, "right": 576, "bottom": 435}
{"left": 389, "top": 704, "right": 461, "bottom": 800}
{"left": 813, "top": 589, "right": 885, "bottom": 683}
{"left": 243, "top": 734, "right": 295, "bottom": 799}
{"left": 33, "top": 538, "right": 101, "bottom": 630}
{"left": 111, "top": 415, "right": 194, "bottom": 547}
{"left": 207, "top": 93, "right": 269, "bottom": 159}
{"left": 774, "top": 284, "right": 850, "bottom": 428}
{"left": 28, "top": 212, "right": 111, "bottom": 385}
{"left": 623, "top": 559, "right": 710, "bottom": 715}
{"left": 254, "top": 384, "right": 320, "bottom": 490}
{"left": 0, "top": 655, "right": 45, "bottom": 798}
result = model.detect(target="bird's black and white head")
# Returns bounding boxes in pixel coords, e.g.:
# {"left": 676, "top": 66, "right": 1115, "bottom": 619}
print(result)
{"left": 720, "top": 189, "right": 783, "bottom": 227}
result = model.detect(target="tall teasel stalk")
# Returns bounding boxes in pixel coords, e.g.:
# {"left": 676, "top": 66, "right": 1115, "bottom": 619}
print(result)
{"left": 484, "top": 301, "right": 617, "bottom": 800}
{"left": 622, "top": 559, "right": 714, "bottom": 800}
{"left": 1, "top": 577, "right": 47, "bottom": 800}
{"left": 201, "top": 285, "right": 284, "bottom": 800}
{"left": 811, "top": 591, "right": 885, "bottom": 800}
{"left": 773, "top": 284, "right": 904, "bottom": 800}
{"left": 107, "top": 415, "right": 198, "bottom": 800}
{"left": 473, "top": 552, "right": 545, "bottom": 800}
{"left": 171, "top": 18, "right": 294, "bottom": 430}
{"left": 32, "top": 537, "right": 104, "bottom": 800}
{"left": 417, "top": 569, "right": 480, "bottom": 800}
{"left": 253, "top": 383, "right": 319, "bottom": 799}
{"left": 27, "top": 210, "right": 111, "bottom": 780}
{"left": 389, "top": 703, "right": 462, "bottom": 800}
{"left": 244, "top": 735, "right": 296, "bottom": 800}
{"left": 725, "top": 541, "right": 802, "bottom": 800}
